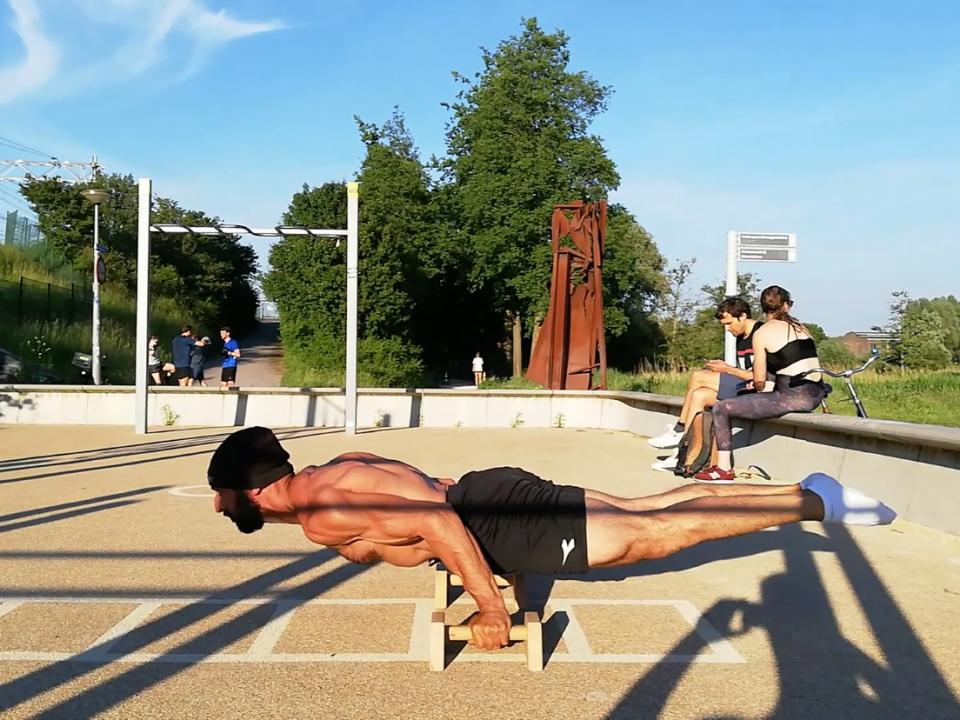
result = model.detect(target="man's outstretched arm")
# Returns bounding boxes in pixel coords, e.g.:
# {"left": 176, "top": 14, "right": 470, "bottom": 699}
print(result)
{"left": 299, "top": 489, "right": 512, "bottom": 648}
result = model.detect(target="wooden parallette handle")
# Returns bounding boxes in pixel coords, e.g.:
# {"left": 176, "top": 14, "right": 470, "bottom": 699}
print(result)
{"left": 447, "top": 624, "right": 528, "bottom": 642}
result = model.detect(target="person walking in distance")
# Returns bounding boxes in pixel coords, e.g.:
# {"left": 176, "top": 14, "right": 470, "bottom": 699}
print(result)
{"left": 472, "top": 353, "right": 485, "bottom": 387}
{"left": 220, "top": 327, "right": 241, "bottom": 387}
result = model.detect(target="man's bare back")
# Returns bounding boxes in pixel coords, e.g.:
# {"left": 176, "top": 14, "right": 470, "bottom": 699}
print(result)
{"left": 282, "top": 452, "right": 455, "bottom": 567}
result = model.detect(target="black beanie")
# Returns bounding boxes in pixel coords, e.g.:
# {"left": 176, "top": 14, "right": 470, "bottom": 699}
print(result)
{"left": 207, "top": 426, "right": 294, "bottom": 490}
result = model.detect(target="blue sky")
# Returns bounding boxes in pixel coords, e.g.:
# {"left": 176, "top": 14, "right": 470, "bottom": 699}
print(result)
{"left": 1, "top": 0, "right": 958, "bottom": 336}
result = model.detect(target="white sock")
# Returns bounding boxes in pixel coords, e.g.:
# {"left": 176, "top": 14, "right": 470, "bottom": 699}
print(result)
{"left": 800, "top": 473, "right": 897, "bottom": 526}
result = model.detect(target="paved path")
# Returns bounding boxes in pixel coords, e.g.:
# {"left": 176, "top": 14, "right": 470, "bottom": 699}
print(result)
{"left": 0, "top": 426, "right": 958, "bottom": 719}
{"left": 207, "top": 320, "right": 282, "bottom": 387}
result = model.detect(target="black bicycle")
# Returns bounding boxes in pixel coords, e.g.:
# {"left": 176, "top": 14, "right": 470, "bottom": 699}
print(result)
{"left": 797, "top": 348, "right": 879, "bottom": 419}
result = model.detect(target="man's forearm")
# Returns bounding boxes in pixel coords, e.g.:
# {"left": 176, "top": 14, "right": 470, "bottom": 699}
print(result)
{"left": 424, "top": 511, "right": 507, "bottom": 612}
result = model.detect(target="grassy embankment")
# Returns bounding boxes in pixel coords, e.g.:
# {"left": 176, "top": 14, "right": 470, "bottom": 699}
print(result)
{"left": 480, "top": 367, "right": 960, "bottom": 428}
{"left": 0, "top": 244, "right": 182, "bottom": 384}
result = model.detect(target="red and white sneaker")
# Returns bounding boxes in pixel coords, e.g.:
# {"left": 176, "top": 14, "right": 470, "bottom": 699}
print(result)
{"left": 694, "top": 466, "right": 735, "bottom": 484}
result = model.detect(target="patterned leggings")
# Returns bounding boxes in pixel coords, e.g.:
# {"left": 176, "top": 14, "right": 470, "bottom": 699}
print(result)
{"left": 712, "top": 375, "right": 826, "bottom": 451}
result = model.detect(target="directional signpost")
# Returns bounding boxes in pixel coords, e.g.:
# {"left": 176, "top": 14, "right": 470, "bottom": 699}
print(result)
{"left": 724, "top": 231, "right": 797, "bottom": 365}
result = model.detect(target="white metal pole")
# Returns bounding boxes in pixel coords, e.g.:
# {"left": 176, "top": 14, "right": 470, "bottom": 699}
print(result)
{"left": 345, "top": 182, "right": 359, "bottom": 435}
{"left": 724, "top": 230, "right": 738, "bottom": 366}
{"left": 92, "top": 203, "right": 102, "bottom": 385}
{"left": 134, "top": 178, "right": 152, "bottom": 434}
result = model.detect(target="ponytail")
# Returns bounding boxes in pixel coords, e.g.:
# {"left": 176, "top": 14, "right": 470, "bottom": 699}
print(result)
{"left": 760, "top": 285, "right": 804, "bottom": 331}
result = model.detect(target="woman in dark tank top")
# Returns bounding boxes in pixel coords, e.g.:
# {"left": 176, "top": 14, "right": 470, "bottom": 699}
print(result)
{"left": 693, "top": 285, "right": 827, "bottom": 484}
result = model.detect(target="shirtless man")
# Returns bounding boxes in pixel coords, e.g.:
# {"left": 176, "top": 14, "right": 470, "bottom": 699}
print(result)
{"left": 207, "top": 427, "right": 897, "bottom": 651}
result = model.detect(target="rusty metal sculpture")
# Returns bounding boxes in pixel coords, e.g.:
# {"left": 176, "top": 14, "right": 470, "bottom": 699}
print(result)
{"left": 526, "top": 200, "right": 608, "bottom": 390}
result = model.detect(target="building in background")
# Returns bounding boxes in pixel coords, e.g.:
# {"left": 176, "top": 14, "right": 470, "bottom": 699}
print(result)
{"left": 840, "top": 331, "right": 894, "bottom": 357}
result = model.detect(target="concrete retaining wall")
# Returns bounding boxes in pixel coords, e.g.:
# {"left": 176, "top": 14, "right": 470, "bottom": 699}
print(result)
{"left": 2, "top": 384, "right": 958, "bottom": 537}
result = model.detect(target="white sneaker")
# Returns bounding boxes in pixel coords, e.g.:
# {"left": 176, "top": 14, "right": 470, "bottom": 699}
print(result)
{"left": 648, "top": 424, "right": 683, "bottom": 449}
{"left": 652, "top": 453, "right": 678, "bottom": 472}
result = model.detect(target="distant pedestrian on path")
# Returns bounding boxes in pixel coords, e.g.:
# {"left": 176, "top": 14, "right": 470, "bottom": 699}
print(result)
{"left": 220, "top": 326, "right": 241, "bottom": 387}
{"left": 472, "top": 352, "right": 485, "bottom": 387}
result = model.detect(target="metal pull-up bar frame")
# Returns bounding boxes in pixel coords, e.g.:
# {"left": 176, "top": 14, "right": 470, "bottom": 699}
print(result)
{"left": 135, "top": 178, "right": 360, "bottom": 435}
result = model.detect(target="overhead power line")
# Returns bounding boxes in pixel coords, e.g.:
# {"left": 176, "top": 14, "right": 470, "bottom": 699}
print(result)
{"left": 0, "top": 134, "right": 50, "bottom": 157}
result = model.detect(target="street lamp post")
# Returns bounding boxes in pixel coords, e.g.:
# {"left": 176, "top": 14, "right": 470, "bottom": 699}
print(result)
{"left": 82, "top": 188, "right": 110, "bottom": 385}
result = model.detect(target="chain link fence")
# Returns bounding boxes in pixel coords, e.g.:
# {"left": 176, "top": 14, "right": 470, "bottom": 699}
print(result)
{"left": 0, "top": 274, "right": 92, "bottom": 324}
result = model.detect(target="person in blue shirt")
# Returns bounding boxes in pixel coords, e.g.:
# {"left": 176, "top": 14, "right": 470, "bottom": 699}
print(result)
{"left": 219, "top": 326, "right": 241, "bottom": 387}
{"left": 171, "top": 325, "right": 197, "bottom": 386}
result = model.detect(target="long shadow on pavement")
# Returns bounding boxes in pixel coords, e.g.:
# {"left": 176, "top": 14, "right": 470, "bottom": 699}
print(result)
{"left": 0, "top": 486, "right": 168, "bottom": 526}
{"left": 602, "top": 524, "right": 959, "bottom": 720}
{"left": 0, "top": 429, "right": 338, "bottom": 486}
{"left": 0, "top": 550, "right": 374, "bottom": 717}
{"left": 0, "top": 427, "right": 335, "bottom": 476}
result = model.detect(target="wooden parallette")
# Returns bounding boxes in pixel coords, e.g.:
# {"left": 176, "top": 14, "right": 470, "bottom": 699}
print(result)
{"left": 430, "top": 563, "right": 543, "bottom": 672}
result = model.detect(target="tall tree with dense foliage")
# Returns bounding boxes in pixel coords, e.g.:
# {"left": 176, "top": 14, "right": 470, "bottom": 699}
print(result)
{"left": 436, "top": 17, "right": 622, "bottom": 375}
{"left": 18, "top": 174, "right": 260, "bottom": 337}
{"left": 264, "top": 111, "right": 504, "bottom": 385}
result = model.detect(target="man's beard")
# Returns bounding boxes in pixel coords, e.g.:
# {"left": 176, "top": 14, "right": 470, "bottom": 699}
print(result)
{"left": 225, "top": 494, "right": 265, "bottom": 534}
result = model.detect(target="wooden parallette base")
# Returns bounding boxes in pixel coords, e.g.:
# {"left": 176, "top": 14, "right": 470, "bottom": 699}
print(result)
{"left": 430, "top": 564, "right": 543, "bottom": 672}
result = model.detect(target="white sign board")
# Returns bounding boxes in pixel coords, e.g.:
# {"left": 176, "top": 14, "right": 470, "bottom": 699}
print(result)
{"left": 737, "top": 246, "right": 796, "bottom": 262}
{"left": 736, "top": 232, "right": 796, "bottom": 250}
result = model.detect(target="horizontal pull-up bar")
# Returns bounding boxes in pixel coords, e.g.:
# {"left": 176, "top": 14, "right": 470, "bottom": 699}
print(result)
{"left": 149, "top": 224, "right": 347, "bottom": 238}
{"left": 135, "top": 178, "right": 360, "bottom": 437}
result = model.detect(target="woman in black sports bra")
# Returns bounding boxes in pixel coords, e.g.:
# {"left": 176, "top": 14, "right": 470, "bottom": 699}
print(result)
{"left": 694, "top": 285, "right": 827, "bottom": 484}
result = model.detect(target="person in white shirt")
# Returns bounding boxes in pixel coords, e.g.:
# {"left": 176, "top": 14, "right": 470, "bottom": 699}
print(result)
{"left": 471, "top": 353, "right": 485, "bottom": 387}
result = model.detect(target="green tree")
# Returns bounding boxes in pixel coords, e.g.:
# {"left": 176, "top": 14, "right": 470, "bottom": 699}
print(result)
{"left": 900, "top": 305, "right": 951, "bottom": 370}
{"left": 437, "top": 17, "right": 620, "bottom": 375}
{"left": 906, "top": 296, "right": 960, "bottom": 363}
{"left": 873, "top": 289, "right": 910, "bottom": 366}
{"left": 18, "top": 175, "right": 259, "bottom": 337}
{"left": 265, "top": 110, "right": 494, "bottom": 386}
{"left": 262, "top": 181, "right": 349, "bottom": 374}
{"left": 600, "top": 204, "right": 669, "bottom": 370}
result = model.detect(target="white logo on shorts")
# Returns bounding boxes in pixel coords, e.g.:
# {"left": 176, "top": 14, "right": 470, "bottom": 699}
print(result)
{"left": 561, "top": 538, "right": 575, "bottom": 566}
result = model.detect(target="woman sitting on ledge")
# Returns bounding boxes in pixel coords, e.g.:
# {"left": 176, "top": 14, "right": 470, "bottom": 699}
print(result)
{"left": 695, "top": 285, "right": 827, "bottom": 484}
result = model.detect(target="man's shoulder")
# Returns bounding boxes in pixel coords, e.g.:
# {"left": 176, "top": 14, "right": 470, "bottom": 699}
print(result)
{"left": 226, "top": 338, "right": 239, "bottom": 349}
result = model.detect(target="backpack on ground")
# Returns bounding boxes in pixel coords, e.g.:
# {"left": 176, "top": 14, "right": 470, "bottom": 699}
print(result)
{"left": 673, "top": 409, "right": 719, "bottom": 478}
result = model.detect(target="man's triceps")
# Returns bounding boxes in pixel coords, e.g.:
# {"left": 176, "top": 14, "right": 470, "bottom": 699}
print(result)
{"left": 319, "top": 490, "right": 506, "bottom": 611}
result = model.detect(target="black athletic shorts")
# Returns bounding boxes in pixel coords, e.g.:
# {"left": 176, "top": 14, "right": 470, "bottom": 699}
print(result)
{"left": 175, "top": 367, "right": 192, "bottom": 381}
{"left": 221, "top": 366, "right": 237, "bottom": 382}
{"left": 445, "top": 467, "right": 589, "bottom": 576}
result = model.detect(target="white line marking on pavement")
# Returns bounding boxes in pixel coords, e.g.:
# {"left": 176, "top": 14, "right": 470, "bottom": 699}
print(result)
{"left": 168, "top": 485, "right": 215, "bottom": 498}
{"left": 407, "top": 599, "right": 433, "bottom": 660}
{"left": 547, "top": 600, "right": 593, "bottom": 660}
{"left": 0, "top": 596, "right": 746, "bottom": 665}
{"left": 0, "top": 601, "right": 24, "bottom": 620}
{"left": 82, "top": 602, "right": 163, "bottom": 656}
{"left": 672, "top": 599, "right": 747, "bottom": 664}
{"left": 246, "top": 600, "right": 301, "bottom": 656}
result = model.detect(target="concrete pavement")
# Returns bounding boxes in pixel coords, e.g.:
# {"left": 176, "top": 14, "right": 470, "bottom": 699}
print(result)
{"left": 0, "top": 425, "right": 958, "bottom": 719}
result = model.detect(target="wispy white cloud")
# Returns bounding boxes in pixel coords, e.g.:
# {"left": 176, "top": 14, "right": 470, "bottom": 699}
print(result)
{"left": 0, "top": 0, "right": 286, "bottom": 106}
{"left": 0, "top": 0, "right": 60, "bottom": 105}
